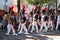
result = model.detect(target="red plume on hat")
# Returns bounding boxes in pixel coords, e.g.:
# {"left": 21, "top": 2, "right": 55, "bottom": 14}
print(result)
{"left": 35, "top": 5, "right": 40, "bottom": 10}
{"left": 36, "top": 5, "right": 38, "bottom": 9}
{"left": 9, "top": 7, "right": 11, "bottom": 10}
{"left": 43, "top": 7, "right": 47, "bottom": 11}
{"left": 9, "top": 6, "right": 14, "bottom": 11}
{"left": 11, "top": 6, "right": 14, "bottom": 10}
{"left": 23, "top": 6, "right": 25, "bottom": 10}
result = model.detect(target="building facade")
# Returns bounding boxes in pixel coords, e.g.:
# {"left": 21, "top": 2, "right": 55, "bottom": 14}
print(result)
{"left": 0, "top": 0, "right": 13, "bottom": 10}
{"left": 57, "top": 0, "right": 60, "bottom": 7}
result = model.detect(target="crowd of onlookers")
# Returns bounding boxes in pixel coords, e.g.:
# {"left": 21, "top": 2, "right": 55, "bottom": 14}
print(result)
{"left": 0, "top": 6, "right": 60, "bottom": 35}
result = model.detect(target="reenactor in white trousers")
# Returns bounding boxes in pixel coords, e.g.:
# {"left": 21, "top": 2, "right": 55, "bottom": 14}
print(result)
{"left": 18, "top": 18, "right": 29, "bottom": 34}
{"left": 30, "top": 18, "right": 38, "bottom": 33}
{"left": 6, "top": 20, "right": 17, "bottom": 35}
{"left": 39, "top": 13, "right": 48, "bottom": 32}
{"left": 18, "top": 22, "right": 29, "bottom": 34}
{"left": 48, "top": 14, "right": 54, "bottom": 31}
{"left": 30, "top": 13, "right": 38, "bottom": 33}
{"left": 56, "top": 13, "right": 60, "bottom": 30}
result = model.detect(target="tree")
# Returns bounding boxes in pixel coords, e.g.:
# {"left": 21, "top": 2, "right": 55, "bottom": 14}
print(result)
{"left": 17, "top": 0, "right": 20, "bottom": 13}
{"left": 24, "top": 0, "right": 56, "bottom": 6}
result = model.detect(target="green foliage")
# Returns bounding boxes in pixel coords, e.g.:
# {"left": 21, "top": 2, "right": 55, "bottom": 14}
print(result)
{"left": 25, "top": 0, "right": 39, "bottom": 5}
{"left": 23, "top": 0, "right": 56, "bottom": 6}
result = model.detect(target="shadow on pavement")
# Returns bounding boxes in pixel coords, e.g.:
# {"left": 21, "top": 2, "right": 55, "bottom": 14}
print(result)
{"left": 0, "top": 34, "right": 53, "bottom": 40}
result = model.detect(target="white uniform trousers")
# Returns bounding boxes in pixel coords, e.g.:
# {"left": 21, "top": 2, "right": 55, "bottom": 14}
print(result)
{"left": 18, "top": 23, "right": 28, "bottom": 34}
{"left": 31, "top": 22, "right": 38, "bottom": 33}
{"left": 17, "top": 23, "right": 21, "bottom": 31}
{"left": 7, "top": 23, "right": 16, "bottom": 34}
{"left": 56, "top": 21, "right": 60, "bottom": 30}
{"left": 40, "top": 22, "right": 48, "bottom": 32}
{"left": 48, "top": 21, "right": 53, "bottom": 30}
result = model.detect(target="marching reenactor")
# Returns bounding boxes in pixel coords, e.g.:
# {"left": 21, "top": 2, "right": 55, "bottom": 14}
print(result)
{"left": 30, "top": 12, "right": 38, "bottom": 33}
{"left": 18, "top": 15, "right": 29, "bottom": 34}
{"left": 56, "top": 13, "right": 60, "bottom": 30}
{"left": 6, "top": 18, "right": 17, "bottom": 35}
{"left": 48, "top": 14, "right": 54, "bottom": 31}
{"left": 39, "top": 13, "right": 48, "bottom": 32}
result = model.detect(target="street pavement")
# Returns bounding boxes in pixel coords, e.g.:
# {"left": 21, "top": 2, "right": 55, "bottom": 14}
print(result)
{"left": 0, "top": 28, "right": 60, "bottom": 40}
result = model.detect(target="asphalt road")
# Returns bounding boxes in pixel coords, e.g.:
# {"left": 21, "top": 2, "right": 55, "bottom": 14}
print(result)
{"left": 0, "top": 28, "right": 60, "bottom": 40}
